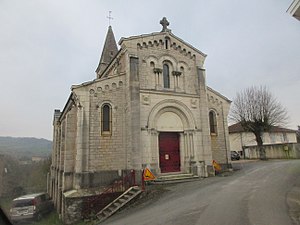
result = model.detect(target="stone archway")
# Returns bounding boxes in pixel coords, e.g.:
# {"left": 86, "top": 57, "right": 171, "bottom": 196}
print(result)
{"left": 156, "top": 111, "right": 183, "bottom": 173}
{"left": 147, "top": 99, "right": 195, "bottom": 130}
{"left": 147, "top": 100, "right": 196, "bottom": 174}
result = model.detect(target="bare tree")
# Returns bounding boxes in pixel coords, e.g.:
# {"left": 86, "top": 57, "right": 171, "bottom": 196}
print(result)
{"left": 296, "top": 126, "right": 300, "bottom": 143}
{"left": 230, "top": 86, "right": 288, "bottom": 160}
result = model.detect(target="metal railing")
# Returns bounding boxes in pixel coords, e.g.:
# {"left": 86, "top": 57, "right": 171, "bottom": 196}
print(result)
{"left": 82, "top": 170, "right": 136, "bottom": 218}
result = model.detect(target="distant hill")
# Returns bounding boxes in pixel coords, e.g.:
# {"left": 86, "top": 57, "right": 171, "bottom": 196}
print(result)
{"left": 0, "top": 136, "right": 52, "bottom": 159}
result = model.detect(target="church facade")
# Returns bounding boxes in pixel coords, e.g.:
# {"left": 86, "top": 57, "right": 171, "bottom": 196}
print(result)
{"left": 49, "top": 17, "right": 231, "bottom": 222}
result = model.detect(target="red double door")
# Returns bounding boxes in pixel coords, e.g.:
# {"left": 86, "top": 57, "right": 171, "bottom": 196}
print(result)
{"left": 159, "top": 132, "right": 180, "bottom": 173}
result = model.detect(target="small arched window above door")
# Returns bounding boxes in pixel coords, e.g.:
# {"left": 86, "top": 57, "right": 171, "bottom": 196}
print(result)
{"left": 163, "top": 64, "right": 170, "bottom": 88}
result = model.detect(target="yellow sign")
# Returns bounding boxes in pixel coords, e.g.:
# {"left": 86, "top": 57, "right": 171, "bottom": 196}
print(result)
{"left": 143, "top": 168, "right": 156, "bottom": 181}
{"left": 213, "top": 160, "right": 222, "bottom": 172}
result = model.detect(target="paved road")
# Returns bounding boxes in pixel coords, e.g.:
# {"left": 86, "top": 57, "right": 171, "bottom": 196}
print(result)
{"left": 102, "top": 160, "right": 300, "bottom": 225}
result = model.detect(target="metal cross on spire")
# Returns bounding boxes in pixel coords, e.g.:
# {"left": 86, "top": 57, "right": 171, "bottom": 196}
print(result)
{"left": 107, "top": 11, "right": 113, "bottom": 26}
{"left": 160, "top": 17, "right": 170, "bottom": 32}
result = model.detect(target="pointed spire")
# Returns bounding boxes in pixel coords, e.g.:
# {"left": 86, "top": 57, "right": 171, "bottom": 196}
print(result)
{"left": 96, "top": 25, "right": 118, "bottom": 76}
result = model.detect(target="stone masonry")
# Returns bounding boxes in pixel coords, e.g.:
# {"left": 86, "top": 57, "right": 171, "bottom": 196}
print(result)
{"left": 49, "top": 18, "right": 231, "bottom": 224}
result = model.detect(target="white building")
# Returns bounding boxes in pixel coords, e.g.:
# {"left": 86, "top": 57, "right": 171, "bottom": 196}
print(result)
{"left": 229, "top": 122, "right": 298, "bottom": 159}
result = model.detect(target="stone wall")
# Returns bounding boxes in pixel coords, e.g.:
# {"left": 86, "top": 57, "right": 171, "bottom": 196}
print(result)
{"left": 207, "top": 89, "right": 231, "bottom": 165}
{"left": 245, "top": 143, "right": 300, "bottom": 159}
{"left": 61, "top": 169, "right": 140, "bottom": 224}
{"left": 86, "top": 75, "right": 128, "bottom": 172}
{"left": 62, "top": 192, "right": 122, "bottom": 224}
{"left": 67, "top": 70, "right": 130, "bottom": 181}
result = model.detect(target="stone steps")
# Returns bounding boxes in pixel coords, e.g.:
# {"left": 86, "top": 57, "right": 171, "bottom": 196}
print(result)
{"left": 150, "top": 173, "right": 200, "bottom": 184}
{"left": 96, "top": 186, "right": 142, "bottom": 223}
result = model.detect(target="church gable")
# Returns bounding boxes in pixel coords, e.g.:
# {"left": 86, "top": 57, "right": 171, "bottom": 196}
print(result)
{"left": 95, "top": 17, "right": 208, "bottom": 94}
{"left": 118, "top": 19, "right": 207, "bottom": 94}
{"left": 120, "top": 32, "right": 206, "bottom": 67}
{"left": 207, "top": 87, "right": 231, "bottom": 112}
{"left": 119, "top": 25, "right": 206, "bottom": 63}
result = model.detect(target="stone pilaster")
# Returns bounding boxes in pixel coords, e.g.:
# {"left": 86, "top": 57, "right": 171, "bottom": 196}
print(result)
{"left": 196, "top": 67, "right": 213, "bottom": 165}
{"left": 74, "top": 104, "right": 84, "bottom": 189}
{"left": 50, "top": 109, "right": 61, "bottom": 201}
{"left": 63, "top": 106, "right": 77, "bottom": 191}
{"left": 129, "top": 56, "right": 141, "bottom": 170}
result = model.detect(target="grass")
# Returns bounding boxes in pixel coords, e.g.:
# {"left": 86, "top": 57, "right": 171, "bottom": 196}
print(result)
{"left": 31, "top": 211, "right": 64, "bottom": 225}
{"left": 25, "top": 211, "right": 89, "bottom": 225}
{"left": 9, "top": 210, "right": 91, "bottom": 225}
{"left": 0, "top": 197, "right": 12, "bottom": 215}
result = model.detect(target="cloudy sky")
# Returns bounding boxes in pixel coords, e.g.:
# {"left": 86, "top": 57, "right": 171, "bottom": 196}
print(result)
{"left": 0, "top": 0, "right": 299, "bottom": 140}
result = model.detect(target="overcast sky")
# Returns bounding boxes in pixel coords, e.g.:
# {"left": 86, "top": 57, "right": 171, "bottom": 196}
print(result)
{"left": 0, "top": 0, "right": 299, "bottom": 140}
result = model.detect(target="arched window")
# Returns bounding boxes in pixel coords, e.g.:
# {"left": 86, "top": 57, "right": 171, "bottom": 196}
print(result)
{"left": 209, "top": 111, "right": 217, "bottom": 134}
{"left": 102, "top": 104, "right": 112, "bottom": 134}
{"left": 163, "top": 64, "right": 170, "bottom": 88}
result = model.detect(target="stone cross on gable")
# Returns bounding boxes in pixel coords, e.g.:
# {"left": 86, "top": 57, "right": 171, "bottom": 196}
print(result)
{"left": 160, "top": 17, "right": 171, "bottom": 32}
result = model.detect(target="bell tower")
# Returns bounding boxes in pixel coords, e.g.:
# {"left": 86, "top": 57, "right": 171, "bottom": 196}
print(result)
{"left": 96, "top": 12, "right": 118, "bottom": 77}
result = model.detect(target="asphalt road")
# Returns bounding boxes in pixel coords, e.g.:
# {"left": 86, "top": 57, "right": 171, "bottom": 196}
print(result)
{"left": 102, "top": 160, "right": 300, "bottom": 225}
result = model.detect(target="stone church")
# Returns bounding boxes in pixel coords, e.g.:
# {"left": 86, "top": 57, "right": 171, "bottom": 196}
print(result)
{"left": 49, "top": 17, "right": 231, "bottom": 222}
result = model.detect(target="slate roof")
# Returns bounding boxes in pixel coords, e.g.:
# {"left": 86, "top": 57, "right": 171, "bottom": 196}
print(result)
{"left": 96, "top": 26, "right": 118, "bottom": 76}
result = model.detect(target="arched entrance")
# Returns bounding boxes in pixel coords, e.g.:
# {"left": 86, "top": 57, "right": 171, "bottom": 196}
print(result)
{"left": 156, "top": 110, "right": 183, "bottom": 173}
{"left": 147, "top": 100, "right": 196, "bottom": 174}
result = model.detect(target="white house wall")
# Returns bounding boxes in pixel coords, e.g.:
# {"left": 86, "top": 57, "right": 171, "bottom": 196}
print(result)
{"left": 229, "top": 131, "right": 297, "bottom": 152}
